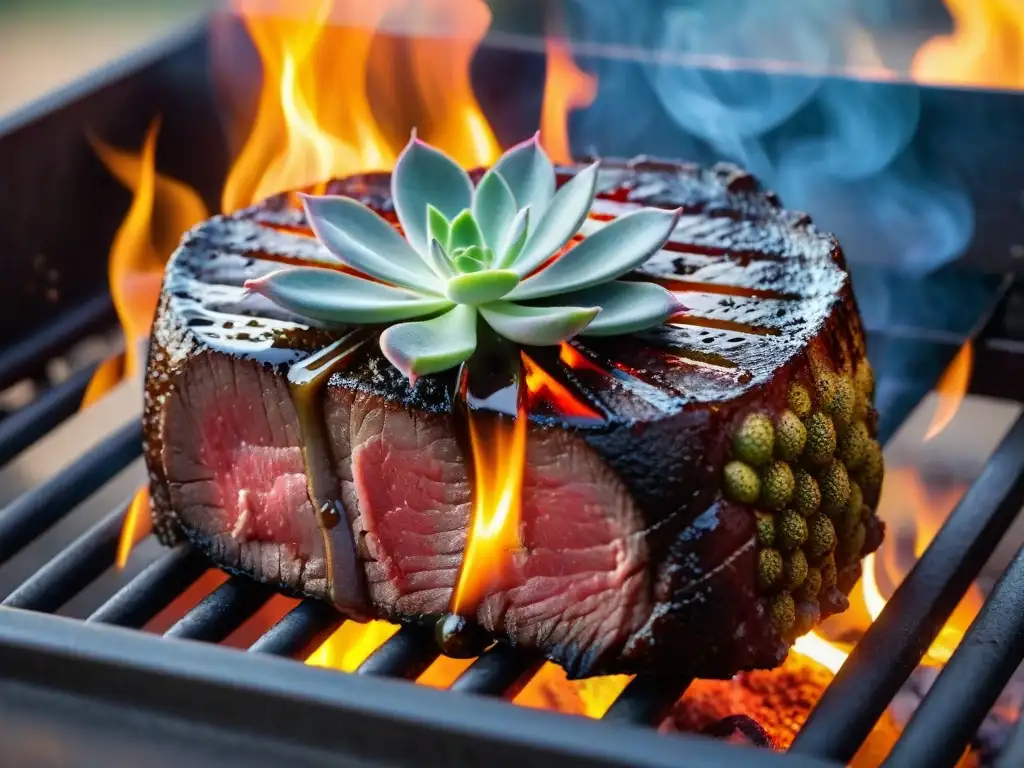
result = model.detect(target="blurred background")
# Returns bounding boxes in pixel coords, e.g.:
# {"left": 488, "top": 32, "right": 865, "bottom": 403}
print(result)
{"left": 0, "top": 0, "right": 209, "bottom": 116}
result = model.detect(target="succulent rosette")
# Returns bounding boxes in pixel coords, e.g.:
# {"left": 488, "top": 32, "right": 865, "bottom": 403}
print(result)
{"left": 246, "top": 132, "right": 685, "bottom": 381}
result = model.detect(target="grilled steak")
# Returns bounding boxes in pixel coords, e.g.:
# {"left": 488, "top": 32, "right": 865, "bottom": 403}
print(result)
{"left": 144, "top": 159, "right": 883, "bottom": 678}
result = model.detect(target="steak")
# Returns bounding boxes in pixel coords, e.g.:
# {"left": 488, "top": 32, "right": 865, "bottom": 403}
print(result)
{"left": 144, "top": 158, "right": 884, "bottom": 678}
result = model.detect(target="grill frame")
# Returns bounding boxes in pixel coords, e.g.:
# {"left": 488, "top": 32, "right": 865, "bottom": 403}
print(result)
{"left": 1, "top": 13, "right": 1024, "bottom": 768}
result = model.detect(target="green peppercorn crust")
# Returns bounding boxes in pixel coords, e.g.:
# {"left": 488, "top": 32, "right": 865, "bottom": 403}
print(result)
{"left": 720, "top": 357, "right": 884, "bottom": 639}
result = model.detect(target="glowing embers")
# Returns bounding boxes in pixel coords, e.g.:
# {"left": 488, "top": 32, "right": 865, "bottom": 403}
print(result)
{"left": 450, "top": 353, "right": 528, "bottom": 615}
{"left": 522, "top": 350, "right": 604, "bottom": 423}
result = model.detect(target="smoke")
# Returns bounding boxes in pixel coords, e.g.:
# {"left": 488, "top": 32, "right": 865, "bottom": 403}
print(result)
{"left": 562, "top": 0, "right": 974, "bottom": 278}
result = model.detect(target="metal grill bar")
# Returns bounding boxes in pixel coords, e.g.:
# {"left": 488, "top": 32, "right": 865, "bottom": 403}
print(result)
{"left": 88, "top": 545, "right": 206, "bottom": 628}
{"left": 2, "top": 500, "right": 126, "bottom": 611}
{"left": 451, "top": 643, "right": 542, "bottom": 697}
{"left": 0, "top": 419, "right": 141, "bottom": 566}
{"left": 0, "top": 292, "right": 115, "bottom": 392}
{"left": 996, "top": 710, "right": 1024, "bottom": 768}
{"left": 164, "top": 575, "right": 273, "bottom": 643}
{"left": 791, "top": 413, "right": 1024, "bottom": 763}
{"left": 357, "top": 624, "right": 439, "bottom": 679}
{"left": 0, "top": 361, "right": 100, "bottom": 468}
{"left": 603, "top": 675, "right": 693, "bottom": 726}
{"left": 885, "top": 545, "right": 1024, "bottom": 768}
{"left": 248, "top": 599, "right": 342, "bottom": 657}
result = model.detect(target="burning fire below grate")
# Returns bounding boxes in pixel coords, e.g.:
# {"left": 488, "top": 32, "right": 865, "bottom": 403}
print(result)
{"left": 75, "top": 0, "right": 1024, "bottom": 763}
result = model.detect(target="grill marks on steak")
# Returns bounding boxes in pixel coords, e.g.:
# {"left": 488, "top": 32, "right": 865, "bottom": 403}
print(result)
{"left": 145, "top": 159, "right": 865, "bottom": 677}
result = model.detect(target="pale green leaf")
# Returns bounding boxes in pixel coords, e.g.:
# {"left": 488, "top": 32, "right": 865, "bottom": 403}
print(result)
{"left": 472, "top": 168, "right": 517, "bottom": 251}
{"left": 301, "top": 194, "right": 441, "bottom": 292}
{"left": 427, "top": 205, "right": 451, "bottom": 254}
{"left": 508, "top": 208, "right": 681, "bottom": 300}
{"left": 494, "top": 206, "right": 530, "bottom": 268}
{"left": 511, "top": 162, "right": 599, "bottom": 277}
{"left": 446, "top": 269, "right": 519, "bottom": 304}
{"left": 493, "top": 133, "right": 554, "bottom": 231}
{"left": 244, "top": 267, "right": 451, "bottom": 324}
{"left": 537, "top": 280, "right": 685, "bottom": 336}
{"left": 448, "top": 209, "right": 484, "bottom": 252}
{"left": 424, "top": 238, "right": 455, "bottom": 279}
{"left": 392, "top": 135, "right": 473, "bottom": 254}
{"left": 478, "top": 301, "right": 599, "bottom": 346}
{"left": 379, "top": 303, "right": 478, "bottom": 381}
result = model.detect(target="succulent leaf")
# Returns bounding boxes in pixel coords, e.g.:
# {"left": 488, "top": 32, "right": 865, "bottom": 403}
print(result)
{"left": 478, "top": 301, "right": 599, "bottom": 346}
{"left": 426, "top": 205, "right": 451, "bottom": 255}
{"left": 472, "top": 168, "right": 518, "bottom": 251}
{"left": 379, "top": 303, "right": 477, "bottom": 382}
{"left": 392, "top": 136, "right": 473, "bottom": 253}
{"left": 535, "top": 280, "right": 684, "bottom": 337}
{"left": 301, "top": 194, "right": 441, "bottom": 291}
{"left": 245, "top": 268, "right": 451, "bottom": 324}
{"left": 509, "top": 207, "right": 682, "bottom": 300}
{"left": 512, "top": 161, "right": 600, "bottom": 277}
{"left": 448, "top": 209, "right": 485, "bottom": 252}
{"left": 493, "top": 133, "right": 555, "bottom": 229}
{"left": 446, "top": 269, "right": 520, "bottom": 305}
{"left": 259, "top": 136, "right": 686, "bottom": 382}
{"left": 424, "top": 239, "right": 455, "bottom": 279}
{"left": 495, "top": 206, "right": 530, "bottom": 268}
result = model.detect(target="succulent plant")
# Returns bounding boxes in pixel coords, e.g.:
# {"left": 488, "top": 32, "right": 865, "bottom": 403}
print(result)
{"left": 245, "top": 133, "right": 685, "bottom": 381}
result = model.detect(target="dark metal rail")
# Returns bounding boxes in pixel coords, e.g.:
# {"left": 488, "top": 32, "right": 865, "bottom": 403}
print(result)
{"left": 2, "top": 500, "right": 127, "bottom": 611}
{"left": 0, "top": 419, "right": 142, "bottom": 566}
{"left": 248, "top": 599, "right": 342, "bottom": 658}
{"left": 884, "top": 545, "right": 1024, "bottom": 768}
{"left": 0, "top": 292, "right": 115, "bottom": 392}
{"left": 603, "top": 675, "right": 694, "bottom": 726}
{"left": 451, "top": 643, "right": 542, "bottom": 697}
{"left": 791, "top": 413, "right": 1024, "bottom": 763}
{"left": 164, "top": 575, "right": 274, "bottom": 643}
{"left": 0, "top": 360, "right": 101, "bottom": 468}
{"left": 88, "top": 545, "right": 207, "bottom": 628}
{"left": 357, "top": 624, "right": 439, "bottom": 680}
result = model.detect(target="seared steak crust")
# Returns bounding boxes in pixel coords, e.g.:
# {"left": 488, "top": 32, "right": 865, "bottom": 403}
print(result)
{"left": 144, "top": 159, "right": 877, "bottom": 678}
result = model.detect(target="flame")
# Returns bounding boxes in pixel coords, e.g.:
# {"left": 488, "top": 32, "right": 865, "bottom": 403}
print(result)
{"left": 540, "top": 36, "right": 598, "bottom": 164}
{"left": 912, "top": 0, "right": 1024, "bottom": 89}
{"left": 451, "top": 398, "right": 528, "bottom": 614}
{"left": 306, "top": 620, "right": 400, "bottom": 670}
{"left": 795, "top": 466, "right": 984, "bottom": 674}
{"left": 116, "top": 485, "right": 153, "bottom": 569}
{"left": 523, "top": 351, "right": 603, "bottom": 420}
{"left": 514, "top": 663, "right": 631, "bottom": 718}
{"left": 84, "top": 119, "right": 209, "bottom": 406}
{"left": 924, "top": 341, "right": 973, "bottom": 442}
{"left": 223, "top": 0, "right": 501, "bottom": 212}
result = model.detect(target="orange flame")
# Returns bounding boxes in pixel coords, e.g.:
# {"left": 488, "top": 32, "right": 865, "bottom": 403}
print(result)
{"left": 540, "top": 36, "right": 598, "bottom": 164}
{"left": 523, "top": 351, "right": 603, "bottom": 420}
{"left": 794, "top": 467, "right": 983, "bottom": 674}
{"left": 451, "top": 398, "right": 528, "bottom": 615}
{"left": 223, "top": 0, "right": 501, "bottom": 212}
{"left": 116, "top": 485, "right": 154, "bottom": 569}
{"left": 306, "top": 620, "right": 400, "bottom": 670}
{"left": 924, "top": 341, "right": 973, "bottom": 442}
{"left": 84, "top": 119, "right": 209, "bottom": 406}
{"left": 911, "top": 0, "right": 1024, "bottom": 89}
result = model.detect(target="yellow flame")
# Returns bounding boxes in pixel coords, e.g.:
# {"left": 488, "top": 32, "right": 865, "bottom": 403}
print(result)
{"left": 912, "top": 0, "right": 1024, "bottom": 89}
{"left": 116, "top": 486, "right": 153, "bottom": 569}
{"left": 540, "top": 36, "right": 597, "bottom": 164}
{"left": 306, "top": 620, "right": 400, "bottom": 671}
{"left": 451, "top": 404, "right": 528, "bottom": 615}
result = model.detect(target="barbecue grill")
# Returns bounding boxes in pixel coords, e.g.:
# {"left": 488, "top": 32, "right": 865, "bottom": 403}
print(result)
{"left": 2, "top": 10, "right": 1024, "bottom": 767}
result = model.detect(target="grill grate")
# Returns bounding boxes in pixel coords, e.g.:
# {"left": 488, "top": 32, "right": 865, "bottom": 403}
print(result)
{"left": 3, "top": 19, "right": 1024, "bottom": 768}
